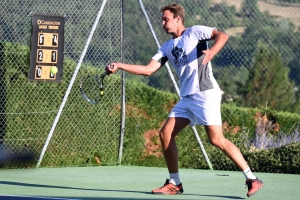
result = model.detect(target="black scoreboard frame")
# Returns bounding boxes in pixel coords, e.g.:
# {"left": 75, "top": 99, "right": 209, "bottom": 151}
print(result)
{"left": 28, "top": 14, "right": 65, "bottom": 82}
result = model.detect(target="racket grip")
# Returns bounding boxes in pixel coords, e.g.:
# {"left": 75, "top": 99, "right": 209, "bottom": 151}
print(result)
{"left": 101, "top": 64, "right": 114, "bottom": 77}
{"left": 104, "top": 65, "right": 114, "bottom": 76}
{"left": 101, "top": 71, "right": 107, "bottom": 77}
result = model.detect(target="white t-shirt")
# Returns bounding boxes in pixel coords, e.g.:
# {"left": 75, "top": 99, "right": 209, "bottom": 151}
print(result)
{"left": 152, "top": 25, "right": 220, "bottom": 98}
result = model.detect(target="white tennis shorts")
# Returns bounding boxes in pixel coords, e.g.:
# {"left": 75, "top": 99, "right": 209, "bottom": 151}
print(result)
{"left": 169, "top": 89, "right": 222, "bottom": 126}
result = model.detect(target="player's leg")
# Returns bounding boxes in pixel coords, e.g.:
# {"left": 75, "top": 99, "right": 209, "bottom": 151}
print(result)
{"left": 160, "top": 117, "right": 190, "bottom": 173}
{"left": 190, "top": 88, "right": 264, "bottom": 197}
{"left": 205, "top": 125, "right": 248, "bottom": 169}
{"left": 151, "top": 117, "right": 190, "bottom": 195}
{"left": 205, "top": 125, "right": 264, "bottom": 197}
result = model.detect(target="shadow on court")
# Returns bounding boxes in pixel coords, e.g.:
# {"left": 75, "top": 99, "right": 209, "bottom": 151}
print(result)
{"left": 1, "top": 166, "right": 299, "bottom": 200}
{"left": 0, "top": 181, "right": 245, "bottom": 200}
{"left": 0, "top": 195, "right": 244, "bottom": 200}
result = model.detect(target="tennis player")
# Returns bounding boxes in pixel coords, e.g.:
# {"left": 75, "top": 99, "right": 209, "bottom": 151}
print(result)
{"left": 106, "top": 3, "right": 264, "bottom": 197}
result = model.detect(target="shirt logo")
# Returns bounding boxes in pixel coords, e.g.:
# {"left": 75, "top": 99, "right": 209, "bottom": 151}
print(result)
{"left": 171, "top": 46, "right": 187, "bottom": 68}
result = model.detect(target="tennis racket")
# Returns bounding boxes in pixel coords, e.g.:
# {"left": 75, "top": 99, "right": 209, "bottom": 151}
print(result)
{"left": 79, "top": 65, "right": 113, "bottom": 104}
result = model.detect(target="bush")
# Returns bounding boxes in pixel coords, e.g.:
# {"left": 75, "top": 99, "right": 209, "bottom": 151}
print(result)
{"left": 1, "top": 41, "right": 300, "bottom": 174}
{"left": 244, "top": 143, "right": 300, "bottom": 174}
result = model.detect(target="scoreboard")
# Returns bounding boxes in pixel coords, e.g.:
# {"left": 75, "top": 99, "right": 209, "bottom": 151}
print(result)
{"left": 28, "top": 14, "right": 64, "bottom": 82}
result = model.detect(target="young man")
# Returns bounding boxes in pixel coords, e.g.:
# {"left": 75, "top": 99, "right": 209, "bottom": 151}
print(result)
{"left": 106, "top": 3, "right": 264, "bottom": 198}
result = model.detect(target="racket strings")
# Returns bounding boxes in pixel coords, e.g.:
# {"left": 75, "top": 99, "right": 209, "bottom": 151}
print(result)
{"left": 81, "top": 77, "right": 103, "bottom": 103}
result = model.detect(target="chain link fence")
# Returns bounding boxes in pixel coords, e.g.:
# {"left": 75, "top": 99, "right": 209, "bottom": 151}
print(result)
{"left": 0, "top": 0, "right": 299, "bottom": 173}
{"left": 0, "top": 0, "right": 123, "bottom": 168}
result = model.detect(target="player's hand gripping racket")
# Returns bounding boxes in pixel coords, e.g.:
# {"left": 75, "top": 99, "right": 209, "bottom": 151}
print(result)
{"left": 79, "top": 65, "right": 114, "bottom": 104}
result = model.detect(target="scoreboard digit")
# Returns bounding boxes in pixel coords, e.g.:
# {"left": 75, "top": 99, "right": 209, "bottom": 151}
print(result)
{"left": 35, "top": 65, "right": 56, "bottom": 79}
{"left": 38, "top": 33, "right": 58, "bottom": 47}
{"left": 36, "top": 49, "right": 58, "bottom": 63}
{"left": 28, "top": 14, "right": 64, "bottom": 82}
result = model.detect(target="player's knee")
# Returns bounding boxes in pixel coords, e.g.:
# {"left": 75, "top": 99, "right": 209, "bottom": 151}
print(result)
{"left": 209, "top": 137, "right": 225, "bottom": 150}
{"left": 159, "top": 128, "right": 172, "bottom": 143}
{"left": 159, "top": 129, "right": 166, "bottom": 140}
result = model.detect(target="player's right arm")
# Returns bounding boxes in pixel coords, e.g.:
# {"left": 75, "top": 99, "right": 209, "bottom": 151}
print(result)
{"left": 106, "top": 59, "right": 162, "bottom": 76}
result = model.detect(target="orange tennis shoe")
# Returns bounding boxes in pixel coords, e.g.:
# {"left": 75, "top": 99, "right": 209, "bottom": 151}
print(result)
{"left": 246, "top": 178, "right": 264, "bottom": 197}
{"left": 152, "top": 179, "right": 183, "bottom": 195}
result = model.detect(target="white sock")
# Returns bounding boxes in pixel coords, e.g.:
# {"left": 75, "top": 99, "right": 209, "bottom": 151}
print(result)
{"left": 243, "top": 167, "right": 256, "bottom": 180}
{"left": 169, "top": 172, "right": 181, "bottom": 185}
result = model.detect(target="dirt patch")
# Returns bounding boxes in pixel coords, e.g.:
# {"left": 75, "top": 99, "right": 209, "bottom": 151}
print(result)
{"left": 144, "top": 130, "right": 162, "bottom": 158}
{"left": 225, "top": 26, "right": 246, "bottom": 36}
{"left": 124, "top": 104, "right": 150, "bottom": 119}
{"left": 211, "top": 0, "right": 242, "bottom": 10}
{"left": 211, "top": 0, "right": 300, "bottom": 35}
{"left": 258, "top": 1, "right": 300, "bottom": 27}
{"left": 222, "top": 121, "right": 241, "bottom": 135}
{"left": 258, "top": 1, "right": 300, "bottom": 19}
{"left": 143, "top": 121, "right": 165, "bottom": 158}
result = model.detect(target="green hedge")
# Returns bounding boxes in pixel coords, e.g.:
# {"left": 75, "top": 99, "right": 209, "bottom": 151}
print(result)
{"left": 244, "top": 143, "right": 300, "bottom": 174}
{"left": 1, "top": 41, "right": 121, "bottom": 167}
{"left": 221, "top": 103, "right": 300, "bottom": 136}
{"left": 1, "top": 41, "right": 300, "bottom": 174}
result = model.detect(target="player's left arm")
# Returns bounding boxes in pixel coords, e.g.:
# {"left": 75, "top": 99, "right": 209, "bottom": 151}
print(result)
{"left": 202, "top": 29, "right": 229, "bottom": 64}
{"left": 105, "top": 59, "right": 162, "bottom": 76}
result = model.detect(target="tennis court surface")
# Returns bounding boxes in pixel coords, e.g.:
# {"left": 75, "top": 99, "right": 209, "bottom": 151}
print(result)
{"left": 0, "top": 166, "right": 299, "bottom": 200}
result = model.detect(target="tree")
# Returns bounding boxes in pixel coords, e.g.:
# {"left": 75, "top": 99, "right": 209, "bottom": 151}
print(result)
{"left": 241, "top": 42, "right": 297, "bottom": 112}
{"left": 214, "top": 65, "right": 249, "bottom": 104}
{"left": 241, "top": 0, "right": 262, "bottom": 19}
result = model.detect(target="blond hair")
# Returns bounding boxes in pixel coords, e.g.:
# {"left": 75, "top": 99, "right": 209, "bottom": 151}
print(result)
{"left": 160, "top": 4, "right": 185, "bottom": 24}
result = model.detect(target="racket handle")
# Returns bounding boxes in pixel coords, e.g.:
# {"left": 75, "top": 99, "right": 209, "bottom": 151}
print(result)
{"left": 101, "top": 71, "right": 107, "bottom": 77}
{"left": 100, "top": 64, "right": 114, "bottom": 78}
{"left": 102, "top": 64, "right": 114, "bottom": 77}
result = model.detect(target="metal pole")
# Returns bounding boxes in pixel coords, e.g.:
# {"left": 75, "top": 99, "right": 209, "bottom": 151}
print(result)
{"left": 138, "top": 0, "right": 213, "bottom": 170}
{"left": 118, "top": 0, "right": 126, "bottom": 165}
